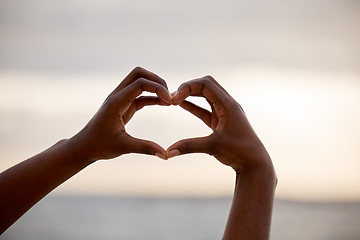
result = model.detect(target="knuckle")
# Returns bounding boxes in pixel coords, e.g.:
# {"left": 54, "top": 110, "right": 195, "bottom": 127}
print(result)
{"left": 199, "top": 76, "right": 212, "bottom": 87}
{"left": 133, "top": 66, "right": 144, "bottom": 74}
{"left": 158, "top": 79, "right": 167, "bottom": 88}
{"left": 204, "top": 75, "right": 215, "bottom": 81}
{"left": 131, "top": 66, "right": 145, "bottom": 79}
{"left": 134, "top": 78, "right": 146, "bottom": 87}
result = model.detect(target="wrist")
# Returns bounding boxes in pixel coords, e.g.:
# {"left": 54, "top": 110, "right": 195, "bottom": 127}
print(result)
{"left": 240, "top": 138, "right": 275, "bottom": 171}
{"left": 58, "top": 137, "right": 97, "bottom": 167}
{"left": 236, "top": 160, "right": 277, "bottom": 190}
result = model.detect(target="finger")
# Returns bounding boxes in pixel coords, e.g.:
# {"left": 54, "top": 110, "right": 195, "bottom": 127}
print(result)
{"left": 115, "top": 78, "right": 172, "bottom": 108}
{"left": 122, "top": 96, "right": 167, "bottom": 124}
{"left": 179, "top": 100, "right": 212, "bottom": 128}
{"left": 204, "top": 75, "right": 232, "bottom": 98}
{"left": 172, "top": 76, "right": 232, "bottom": 107}
{"left": 205, "top": 76, "right": 246, "bottom": 114}
{"left": 109, "top": 67, "right": 168, "bottom": 97}
{"left": 125, "top": 135, "right": 167, "bottom": 160}
{"left": 206, "top": 98, "right": 219, "bottom": 130}
{"left": 166, "top": 136, "right": 212, "bottom": 158}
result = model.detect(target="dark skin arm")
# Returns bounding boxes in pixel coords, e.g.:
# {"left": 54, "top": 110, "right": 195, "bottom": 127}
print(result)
{"left": 167, "top": 76, "right": 277, "bottom": 240}
{"left": 0, "top": 67, "right": 172, "bottom": 234}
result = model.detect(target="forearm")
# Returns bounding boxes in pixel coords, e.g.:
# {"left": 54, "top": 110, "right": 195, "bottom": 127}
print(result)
{"left": 223, "top": 161, "right": 277, "bottom": 240}
{"left": 0, "top": 138, "right": 93, "bottom": 234}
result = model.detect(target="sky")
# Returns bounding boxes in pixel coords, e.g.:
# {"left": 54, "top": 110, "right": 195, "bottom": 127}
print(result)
{"left": 0, "top": 0, "right": 359, "bottom": 202}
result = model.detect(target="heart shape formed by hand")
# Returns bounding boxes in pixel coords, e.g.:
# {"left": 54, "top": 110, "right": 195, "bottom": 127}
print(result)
{"left": 81, "top": 66, "right": 262, "bottom": 173}
{"left": 116, "top": 77, "right": 222, "bottom": 161}
{"left": 106, "top": 73, "right": 223, "bottom": 161}
{"left": 125, "top": 98, "right": 212, "bottom": 157}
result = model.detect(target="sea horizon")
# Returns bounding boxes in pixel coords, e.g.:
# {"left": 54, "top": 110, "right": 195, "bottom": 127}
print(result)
{"left": 2, "top": 194, "right": 360, "bottom": 240}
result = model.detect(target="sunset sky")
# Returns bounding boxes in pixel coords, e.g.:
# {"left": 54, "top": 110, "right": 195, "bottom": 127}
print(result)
{"left": 0, "top": 0, "right": 359, "bottom": 202}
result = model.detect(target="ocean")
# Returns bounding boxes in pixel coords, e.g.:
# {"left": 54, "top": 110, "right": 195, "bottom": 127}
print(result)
{"left": 2, "top": 195, "right": 360, "bottom": 240}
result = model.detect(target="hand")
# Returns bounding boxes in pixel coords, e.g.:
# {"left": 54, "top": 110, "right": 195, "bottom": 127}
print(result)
{"left": 69, "top": 67, "right": 172, "bottom": 162}
{"left": 167, "top": 76, "right": 273, "bottom": 173}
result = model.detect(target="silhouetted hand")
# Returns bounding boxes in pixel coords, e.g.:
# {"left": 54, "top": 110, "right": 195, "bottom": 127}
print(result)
{"left": 167, "top": 76, "right": 272, "bottom": 173}
{"left": 70, "top": 67, "right": 172, "bottom": 162}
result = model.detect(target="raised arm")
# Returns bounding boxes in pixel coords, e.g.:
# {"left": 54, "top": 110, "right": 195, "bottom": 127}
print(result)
{"left": 0, "top": 67, "right": 172, "bottom": 234}
{"left": 167, "top": 76, "right": 277, "bottom": 240}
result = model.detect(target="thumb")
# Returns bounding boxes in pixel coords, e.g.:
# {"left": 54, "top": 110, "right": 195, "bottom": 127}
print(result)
{"left": 125, "top": 136, "right": 167, "bottom": 160}
{"left": 166, "top": 136, "right": 211, "bottom": 158}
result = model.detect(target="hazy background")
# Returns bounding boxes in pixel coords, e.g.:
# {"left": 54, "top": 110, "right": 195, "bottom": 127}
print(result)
{"left": 1, "top": 0, "right": 360, "bottom": 202}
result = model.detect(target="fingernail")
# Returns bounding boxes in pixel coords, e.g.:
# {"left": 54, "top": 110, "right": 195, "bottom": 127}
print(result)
{"left": 162, "top": 92, "right": 173, "bottom": 104}
{"left": 170, "top": 91, "right": 177, "bottom": 97}
{"left": 170, "top": 91, "right": 178, "bottom": 104}
{"left": 166, "top": 149, "right": 180, "bottom": 158}
{"left": 155, "top": 152, "right": 167, "bottom": 160}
